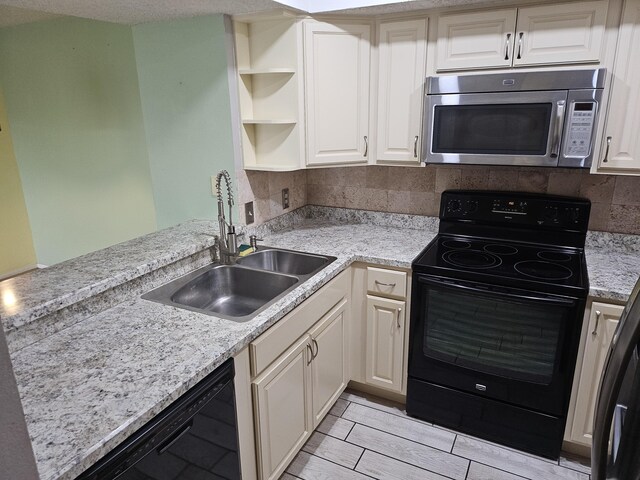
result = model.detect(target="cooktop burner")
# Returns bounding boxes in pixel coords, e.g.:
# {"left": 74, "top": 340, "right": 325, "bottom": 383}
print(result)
{"left": 443, "top": 250, "right": 502, "bottom": 269}
{"left": 537, "top": 251, "right": 572, "bottom": 262}
{"left": 442, "top": 240, "right": 471, "bottom": 249}
{"left": 515, "top": 261, "right": 573, "bottom": 280}
{"left": 484, "top": 244, "right": 519, "bottom": 255}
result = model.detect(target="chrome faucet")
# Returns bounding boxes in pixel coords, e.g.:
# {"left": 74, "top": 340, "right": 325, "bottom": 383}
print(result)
{"left": 215, "top": 170, "right": 238, "bottom": 263}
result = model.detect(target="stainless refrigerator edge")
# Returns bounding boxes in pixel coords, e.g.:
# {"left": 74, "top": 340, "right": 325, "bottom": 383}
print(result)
{"left": 592, "top": 275, "right": 640, "bottom": 480}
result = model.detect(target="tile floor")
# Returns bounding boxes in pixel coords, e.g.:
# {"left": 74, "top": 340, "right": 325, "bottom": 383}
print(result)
{"left": 282, "top": 389, "right": 592, "bottom": 480}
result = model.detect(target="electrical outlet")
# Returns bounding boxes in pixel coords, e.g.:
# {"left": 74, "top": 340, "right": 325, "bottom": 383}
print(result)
{"left": 282, "top": 188, "right": 290, "bottom": 209}
{"left": 245, "top": 202, "right": 255, "bottom": 225}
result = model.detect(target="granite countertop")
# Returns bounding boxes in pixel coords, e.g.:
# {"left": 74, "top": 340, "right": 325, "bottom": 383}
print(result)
{"left": 5, "top": 207, "right": 639, "bottom": 480}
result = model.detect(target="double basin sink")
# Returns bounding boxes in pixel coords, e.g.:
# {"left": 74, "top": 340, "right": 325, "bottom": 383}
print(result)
{"left": 142, "top": 247, "right": 336, "bottom": 322}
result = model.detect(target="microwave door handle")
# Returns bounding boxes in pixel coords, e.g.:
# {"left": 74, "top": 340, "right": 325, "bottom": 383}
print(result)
{"left": 551, "top": 100, "right": 566, "bottom": 158}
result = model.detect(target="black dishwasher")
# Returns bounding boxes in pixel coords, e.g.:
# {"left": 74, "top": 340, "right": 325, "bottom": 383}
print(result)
{"left": 77, "top": 358, "right": 241, "bottom": 480}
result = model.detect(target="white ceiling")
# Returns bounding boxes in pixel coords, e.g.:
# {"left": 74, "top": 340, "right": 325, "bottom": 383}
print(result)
{"left": 0, "top": 0, "right": 510, "bottom": 26}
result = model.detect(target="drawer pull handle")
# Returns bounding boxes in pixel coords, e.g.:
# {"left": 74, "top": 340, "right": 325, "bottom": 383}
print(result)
{"left": 375, "top": 280, "right": 396, "bottom": 288}
{"left": 312, "top": 339, "right": 319, "bottom": 359}
{"left": 397, "top": 307, "right": 402, "bottom": 329}
{"left": 592, "top": 310, "right": 602, "bottom": 336}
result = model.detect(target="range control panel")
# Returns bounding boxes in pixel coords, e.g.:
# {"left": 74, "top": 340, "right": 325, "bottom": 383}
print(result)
{"left": 564, "top": 101, "right": 597, "bottom": 158}
{"left": 441, "top": 190, "right": 591, "bottom": 232}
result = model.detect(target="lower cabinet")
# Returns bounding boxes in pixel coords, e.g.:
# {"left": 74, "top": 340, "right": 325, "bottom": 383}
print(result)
{"left": 253, "top": 336, "right": 313, "bottom": 480}
{"left": 252, "top": 297, "right": 348, "bottom": 480}
{"left": 310, "top": 301, "right": 348, "bottom": 425}
{"left": 568, "top": 301, "right": 624, "bottom": 447}
{"left": 365, "top": 295, "right": 406, "bottom": 392}
{"left": 248, "top": 264, "right": 411, "bottom": 479}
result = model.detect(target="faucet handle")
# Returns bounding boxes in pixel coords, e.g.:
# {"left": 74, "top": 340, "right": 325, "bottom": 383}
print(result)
{"left": 249, "top": 235, "right": 263, "bottom": 250}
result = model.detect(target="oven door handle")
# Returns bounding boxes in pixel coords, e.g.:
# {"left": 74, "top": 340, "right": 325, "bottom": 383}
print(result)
{"left": 418, "top": 276, "right": 577, "bottom": 307}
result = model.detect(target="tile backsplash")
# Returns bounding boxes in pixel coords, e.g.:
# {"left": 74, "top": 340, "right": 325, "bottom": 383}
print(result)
{"left": 237, "top": 165, "right": 640, "bottom": 234}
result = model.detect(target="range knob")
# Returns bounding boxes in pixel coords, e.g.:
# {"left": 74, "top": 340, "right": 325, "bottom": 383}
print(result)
{"left": 543, "top": 206, "right": 559, "bottom": 221}
{"left": 565, "top": 207, "right": 581, "bottom": 223}
{"left": 448, "top": 199, "right": 461, "bottom": 213}
{"left": 466, "top": 200, "right": 479, "bottom": 213}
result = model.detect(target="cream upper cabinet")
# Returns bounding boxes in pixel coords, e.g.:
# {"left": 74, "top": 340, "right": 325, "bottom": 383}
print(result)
{"left": 376, "top": 18, "right": 428, "bottom": 164}
{"left": 436, "top": 0, "right": 608, "bottom": 71}
{"left": 436, "top": 9, "right": 517, "bottom": 71}
{"left": 304, "top": 21, "right": 371, "bottom": 166}
{"left": 365, "top": 295, "right": 407, "bottom": 392}
{"left": 594, "top": 0, "right": 640, "bottom": 173}
{"left": 569, "top": 302, "right": 624, "bottom": 446}
{"left": 514, "top": 1, "right": 608, "bottom": 67}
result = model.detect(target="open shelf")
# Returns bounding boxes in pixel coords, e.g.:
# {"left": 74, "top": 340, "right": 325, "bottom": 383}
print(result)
{"left": 234, "top": 17, "right": 305, "bottom": 171}
{"left": 242, "top": 119, "right": 297, "bottom": 125}
{"left": 238, "top": 68, "right": 296, "bottom": 75}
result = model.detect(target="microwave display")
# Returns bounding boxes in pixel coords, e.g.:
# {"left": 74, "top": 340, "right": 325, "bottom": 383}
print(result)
{"left": 432, "top": 103, "right": 552, "bottom": 155}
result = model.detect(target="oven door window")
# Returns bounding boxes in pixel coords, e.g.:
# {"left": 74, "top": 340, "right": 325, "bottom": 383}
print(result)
{"left": 423, "top": 286, "right": 568, "bottom": 384}
{"left": 432, "top": 103, "right": 552, "bottom": 155}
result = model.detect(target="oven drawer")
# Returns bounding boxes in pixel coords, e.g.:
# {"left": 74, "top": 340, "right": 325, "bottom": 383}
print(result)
{"left": 367, "top": 267, "right": 407, "bottom": 299}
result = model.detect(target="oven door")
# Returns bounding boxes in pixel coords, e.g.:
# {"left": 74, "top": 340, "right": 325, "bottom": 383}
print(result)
{"left": 424, "top": 90, "right": 568, "bottom": 167}
{"left": 409, "top": 274, "right": 583, "bottom": 416}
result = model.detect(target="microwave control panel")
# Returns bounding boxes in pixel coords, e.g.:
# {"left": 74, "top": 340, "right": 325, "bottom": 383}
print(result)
{"left": 564, "top": 102, "right": 597, "bottom": 158}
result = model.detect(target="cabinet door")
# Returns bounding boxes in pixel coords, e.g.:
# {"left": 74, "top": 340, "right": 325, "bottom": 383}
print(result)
{"left": 376, "top": 19, "right": 427, "bottom": 163}
{"left": 595, "top": 0, "right": 640, "bottom": 172}
{"left": 309, "top": 299, "right": 348, "bottom": 427}
{"left": 365, "top": 295, "right": 406, "bottom": 392}
{"left": 253, "top": 336, "right": 313, "bottom": 480}
{"left": 304, "top": 21, "right": 371, "bottom": 166}
{"left": 514, "top": 0, "right": 608, "bottom": 67}
{"left": 569, "top": 302, "right": 624, "bottom": 446}
{"left": 436, "top": 9, "right": 516, "bottom": 71}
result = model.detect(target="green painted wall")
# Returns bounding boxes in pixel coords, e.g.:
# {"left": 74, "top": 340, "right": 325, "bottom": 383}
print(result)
{"left": 0, "top": 87, "right": 37, "bottom": 276}
{"left": 0, "top": 18, "right": 157, "bottom": 266}
{"left": 133, "top": 15, "right": 236, "bottom": 229}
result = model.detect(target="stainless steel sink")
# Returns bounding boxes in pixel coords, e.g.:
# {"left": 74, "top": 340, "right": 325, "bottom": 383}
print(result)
{"left": 236, "top": 248, "right": 333, "bottom": 276}
{"left": 142, "top": 247, "right": 336, "bottom": 322}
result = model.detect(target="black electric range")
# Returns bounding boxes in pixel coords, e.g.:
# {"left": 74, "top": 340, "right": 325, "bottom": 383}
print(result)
{"left": 407, "top": 190, "right": 591, "bottom": 459}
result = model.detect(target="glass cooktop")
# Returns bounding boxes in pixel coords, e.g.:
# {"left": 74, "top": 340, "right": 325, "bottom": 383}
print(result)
{"left": 414, "top": 234, "right": 588, "bottom": 295}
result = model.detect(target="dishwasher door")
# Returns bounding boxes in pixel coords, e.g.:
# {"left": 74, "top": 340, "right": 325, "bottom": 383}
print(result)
{"left": 77, "top": 358, "right": 240, "bottom": 480}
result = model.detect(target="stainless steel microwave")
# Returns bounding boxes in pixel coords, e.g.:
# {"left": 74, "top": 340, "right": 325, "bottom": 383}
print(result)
{"left": 422, "top": 68, "right": 606, "bottom": 168}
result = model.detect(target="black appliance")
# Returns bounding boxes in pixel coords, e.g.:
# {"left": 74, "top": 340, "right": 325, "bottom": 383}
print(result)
{"left": 77, "top": 358, "right": 241, "bottom": 480}
{"left": 592, "top": 276, "right": 640, "bottom": 480}
{"left": 407, "top": 190, "right": 591, "bottom": 459}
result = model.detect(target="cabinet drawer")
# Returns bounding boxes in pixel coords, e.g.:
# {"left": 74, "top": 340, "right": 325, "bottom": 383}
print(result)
{"left": 367, "top": 267, "right": 407, "bottom": 299}
{"left": 250, "top": 270, "right": 348, "bottom": 377}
